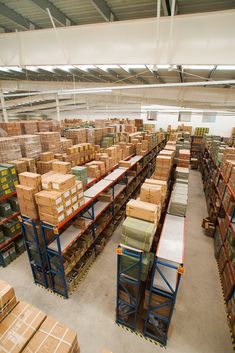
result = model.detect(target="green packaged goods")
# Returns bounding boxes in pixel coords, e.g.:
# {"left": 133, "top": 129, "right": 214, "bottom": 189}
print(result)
{"left": 0, "top": 230, "right": 4, "bottom": 243}
{"left": 8, "top": 196, "right": 20, "bottom": 212}
{"left": 1, "top": 221, "right": 16, "bottom": 237}
{"left": 0, "top": 202, "right": 12, "bottom": 218}
{"left": 121, "top": 217, "right": 156, "bottom": 252}
{"left": 120, "top": 251, "right": 154, "bottom": 281}
{"left": 0, "top": 167, "right": 8, "bottom": 178}
{"left": 0, "top": 163, "right": 17, "bottom": 178}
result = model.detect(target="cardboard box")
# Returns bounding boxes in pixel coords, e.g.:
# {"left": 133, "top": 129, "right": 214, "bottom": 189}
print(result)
{"left": 52, "top": 161, "right": 71, "bottom": 174}
{"left": 19, "top": 172, "right": 42, "bottom": 191}
{"left": 0, "top": 301, "right": 46, "bottom": 353}
{"left": 22, "top": 316, "right": 79, "bottom": 353}
{"left": 35, "top": 190, "right": 63, "bottom": 207}
{"left": 0, "top": 280, "right": 17, "bottom": 322}
{"left": 38, "top": 204, "right": 64, "bottom": 216}
{"left": 119, "top": 160, "right": 132, "bottom": 168}
{"left": 40, "top": 151, "right": 54, "bottom": 162}
{"left": 51, "top": 174, "right": 76, "bottom": 192}
{"left": 126, "top": 199, "right": 159, "bottom": 223}
{"left": 39, "top": 211, "right": 65, "bottom": 225}
{"left": 140, "top": 184, "right": 162, "bottom": 205}
{"left": 144, "top": 179, "right": 167, "bottom": 193}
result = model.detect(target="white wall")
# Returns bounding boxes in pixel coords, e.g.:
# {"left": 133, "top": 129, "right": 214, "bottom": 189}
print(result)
{"left": 141, "top": 112, "right": 235, "bottom": 137}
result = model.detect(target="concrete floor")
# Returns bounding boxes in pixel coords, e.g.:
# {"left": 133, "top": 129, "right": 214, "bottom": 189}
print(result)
{"left": 0, "top": 170, "right": 233, "bottom": 353}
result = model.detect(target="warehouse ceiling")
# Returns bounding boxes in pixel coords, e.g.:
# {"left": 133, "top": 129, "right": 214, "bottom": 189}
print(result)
{"left": 0, "top": 1, "right": 235, "bottom": 117}
{"left": 0, "top": 0, "right": 234, "bottom": 33}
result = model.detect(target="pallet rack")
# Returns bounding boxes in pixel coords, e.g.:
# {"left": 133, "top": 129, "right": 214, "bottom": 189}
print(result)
{"left": 0, "top": 191, "right": 24, "bottom": 267}
{"left": 116, "top": 244, "right": 143, "bottom": 331}
{"left": 115, "top": 161, "right": 177, "bottom": 345}
{"left": 200, "top": 146, "right": 235, "bottom": 340}
{"left": 144, "top": 214, "right": 185, "bottom": 346}
{"left": 21, "top": 140, "right": 165, "bottom": 298}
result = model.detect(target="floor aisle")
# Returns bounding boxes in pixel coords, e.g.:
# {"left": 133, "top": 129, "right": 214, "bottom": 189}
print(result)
{"left": 0, "top": 170, "right": 232, "bottom": 353}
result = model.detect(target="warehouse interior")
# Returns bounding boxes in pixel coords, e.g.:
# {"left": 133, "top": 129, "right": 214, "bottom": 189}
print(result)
{"left": 0, "top": 1, "right": 234, "bottom": 353}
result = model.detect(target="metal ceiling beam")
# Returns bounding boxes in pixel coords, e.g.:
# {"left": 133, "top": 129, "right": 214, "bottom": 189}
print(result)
{"left": 178, "top": 65, "right": 184, "bottom": 83}
{"left": 0, "top": 2, "right": 40, "bottom": 30}
{"left": 31, "top": 0, "right": 75, "bottom": 26}
{"left": 90, "top": 0, "right": 117, "bottom": 22}
{"left": 107, "top": 69, "right": 134, "bottom": 84}
{"left": 129, "top": 70, "right": 149, "bottom": 85}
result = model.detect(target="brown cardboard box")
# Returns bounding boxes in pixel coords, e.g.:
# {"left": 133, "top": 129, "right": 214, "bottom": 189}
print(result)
{"left": 40, "top": 151, "right": 54, "bottom": 162}
{"left": 144, "top": 179, "right": 167, "bottom": 194}
{"left": 35, "top": 190, "right": 63, "bottom": 207}
{"left": 39, "top": 211, "right": 65, "bottom": 225}
{"left": 0, "top": 301, "right": 46, "bottom": 353}
{"left": 52, "top": 161, "right": 71, "bottom": 174}
{"left": 119, "top": 160, "right": 132, "bottom": 168}
{"left": 140, "top": 184, "right": 162, "bottom": 205}
{"left": 143, "top": 290, "right": 171, "bottom": 318}
{"left": 126, "top": 199, "right": 159, "bottom": 223}
{"left": 22, "top": 316, "right": 79, "bottom": 353}
{"left": 51, "top": 174, "right": 76, "bottom": 192}
{"left": 0, "top": 280, "right": 17, "bottom": 322}
{"left": 16, "top": 185, "right": 37, "bottom": 202}
{"left": 19, "top": 172, "right": 42, "bottom": 191}
{"left": 38, "top": 204, "right": 64, "bottom": 216}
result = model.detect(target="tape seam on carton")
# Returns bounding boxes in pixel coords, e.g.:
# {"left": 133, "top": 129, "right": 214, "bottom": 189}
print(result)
{"left": 2, "top": 304, "right": 43, "bottom": 353}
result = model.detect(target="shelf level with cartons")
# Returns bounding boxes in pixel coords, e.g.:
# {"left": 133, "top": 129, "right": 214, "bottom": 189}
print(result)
{"left": 0, "top": 190, "right": 24, "bottom": 267}
{"left": 200, "top": 146, "right": 235, "bottom": 343}
{"left": 36, "top": 141, "right": 164, "bottom": 298}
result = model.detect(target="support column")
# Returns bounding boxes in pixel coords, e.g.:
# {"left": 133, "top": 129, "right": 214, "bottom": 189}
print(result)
{"left": 0, "top": 94, "right": 8, "bottom": 122}
{"left": 55, "top": 94, "right": 60, "bottom": 122}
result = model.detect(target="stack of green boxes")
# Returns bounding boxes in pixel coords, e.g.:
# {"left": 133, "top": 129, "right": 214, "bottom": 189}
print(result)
{"left": 0, "top": 163, "right": 18, "bottom": 197}
{"left": 120, "top": 216, "right": 156, "bottom": 281}
{"left": 71, "top": 166, "right": 88, "bottom": 186}
{"left": 101, "top": 133, "right": 116, "bottom": 148}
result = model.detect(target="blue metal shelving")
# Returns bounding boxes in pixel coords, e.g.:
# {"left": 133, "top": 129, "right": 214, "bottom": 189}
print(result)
{"left": 116, "top": 244, "right": 144, "bottom": 331}
{"left": 20, "top": 215, "right": 49, "bottom": 288}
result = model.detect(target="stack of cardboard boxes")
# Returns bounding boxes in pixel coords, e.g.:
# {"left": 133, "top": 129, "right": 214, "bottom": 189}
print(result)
{"left": 71, "top": 166, "right": 88, "bottom": 186}
{"left": 0, "top": 137, "right": 22, "bottom": 162}
{"left": 153, "top": 154, "right": 173, "bottom": 181}
{"left": 16, "top": 172, "right": 42, "bottom": 220}
{"left": 36, "top": 174, "right": 84, "bottom": 225}
{"left": 21, "top": 121, "right": 38, "bottom": 134}
{"left": 63, "top": 143, "right": 94, "bottom": 166}
{"left": 36, "top": 152, "right": 57, "bottom": 174}
{"left": 0, "top": 122, "right": 22, "bottom": 136}
{"left": 65, "top": 129, "right": 87, "bottom": 144}
{"left": 61, "top": 137, "right": 73, "bottom": 152}
{"left": 0, "top": 279, "right": 80, "bottom": 353}
{"left": 38, "top": 132, "right": 62, "bottom": 153}
{"left": 18, "top": 135, "right": 42, "bottom": 159}
{"left": 16, "top": 171, "right": 85, "bottom": 225}
{"left": 37, "top": 120, "right": 60, "bottom": 132}
{"left": 178, "top": 149, "right": 190, "bottom": 168}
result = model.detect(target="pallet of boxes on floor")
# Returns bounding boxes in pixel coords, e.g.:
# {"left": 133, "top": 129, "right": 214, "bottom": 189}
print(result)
{"left": 200, "top": 133, "right": 235, "bottom": 343}
{"left": 116, "top": 143, "right": 190, "bottom": 346}
{"left": 18, "top": 130, "right": 166, "bottom": 298}
{"left": 0, "top": 279, "right": 80, "bottom": 353}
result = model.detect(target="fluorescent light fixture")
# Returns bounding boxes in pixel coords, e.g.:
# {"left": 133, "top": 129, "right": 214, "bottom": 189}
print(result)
{"left": 121, "top": 65, "right": 146, "bottom": 72}
{"left": 26, "top": 66, "right": 39, "bottom": 72}
{"left": 0, "top": 67, "right": 10, "bottom": 72}
{"left": 76, "top": 65, "right": 95, "bottom": 71}
{"left": 97, "top": 65, "right": 119, "bottom": 71}
{"left": 37, "top": 66, "right": 55, "bottom": 72}
{"left": 183, "top": 65, "right": 215, "bottom": 70}
{"left": 156, "top": 65, "right": 170, "bottom": 69}
{"left": 217, "top": 65, "right": 235, "bottom": 70}
{"left": 56, "top": 65, "right": 74, "bottom": 72}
